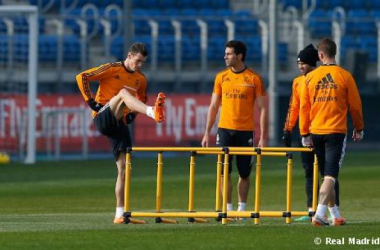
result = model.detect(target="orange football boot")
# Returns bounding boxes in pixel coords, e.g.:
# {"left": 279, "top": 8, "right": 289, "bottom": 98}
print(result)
{"left": 153, "top": 92, "right": 165, "bottom": 123}
{"left": 113, "top": 216, "right": 124, "bottom": 224}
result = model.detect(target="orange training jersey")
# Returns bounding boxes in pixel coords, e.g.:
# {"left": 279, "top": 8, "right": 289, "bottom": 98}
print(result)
{"left": 213, "top": 67, "right": 266, "bottom": 131}
{"left": 299, "top": 65, "right": 364, "bottom": 135}
{"left": 76, "top": 61, "right": 147, "bottom": 118}
{"left": 284, "top": 74, "right": 304, "bottom": 132}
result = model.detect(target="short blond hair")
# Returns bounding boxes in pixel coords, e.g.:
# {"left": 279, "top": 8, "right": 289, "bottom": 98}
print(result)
{"left": 317, "top": 37, "right": 337, "bottom": 58}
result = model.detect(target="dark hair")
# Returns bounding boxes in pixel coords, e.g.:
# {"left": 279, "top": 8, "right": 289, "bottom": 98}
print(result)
{"left": 128, "top": 42, "right": 148, "bottom": 57}
{"left": 317, "top": 37, "right": 336, "bottom": 58}
{"left": 226, "top": 40, "right": 247, "bottom": 62}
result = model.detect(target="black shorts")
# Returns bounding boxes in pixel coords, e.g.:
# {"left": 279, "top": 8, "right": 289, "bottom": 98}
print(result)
{"left": 93, "top": 104, "right": 132, "bottom": 160}
{"left": 216, "top": 128, "right": 254, "bottom": 178}
{"left": 311, "top": 133, "right": 346, "bottom": 178}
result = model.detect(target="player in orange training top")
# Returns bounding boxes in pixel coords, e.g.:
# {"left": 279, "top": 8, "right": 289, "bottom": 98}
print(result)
{"left": 77, "top": 42, "right": 165, "bottom": 224}
{"left": 202, "top": 40, "right": 267, "bottom": 217}
{"left": 299, "top": 38, "right": 364, "bottom": 226}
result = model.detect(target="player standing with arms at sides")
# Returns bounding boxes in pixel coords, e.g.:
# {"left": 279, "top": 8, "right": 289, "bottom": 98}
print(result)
{"left": 76, "top": 43, "right": 165, "bottom": 224}
{"left": 201, "top": 40, "right": 267, "bottom": 215}
{"left": 299, "top": 38, "right": 364, "bottom": 226}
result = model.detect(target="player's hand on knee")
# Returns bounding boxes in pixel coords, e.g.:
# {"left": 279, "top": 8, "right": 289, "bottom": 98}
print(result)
{"left": 301, "top": 134, "right": 313, "bottom": 147}
{"left": 282, "top": 130, "right": 292, "bottom": 147}
{"left": 126, "top": 112, "right": 137, "bottom": 124}
{"left": 87, "top": 98, "right": 104, "bottom": 112}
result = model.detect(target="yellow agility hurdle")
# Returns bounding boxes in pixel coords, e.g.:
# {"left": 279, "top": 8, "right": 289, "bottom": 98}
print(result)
{"left": 197, "top": 147, "right": 318, "bottom": 224}
{"left": 123, "top": 147, "right": 317, "bottom": 225}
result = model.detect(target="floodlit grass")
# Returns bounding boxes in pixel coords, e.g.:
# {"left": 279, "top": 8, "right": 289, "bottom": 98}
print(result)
{"left": 0, "top": 151, "right": 379, "bottom": 249}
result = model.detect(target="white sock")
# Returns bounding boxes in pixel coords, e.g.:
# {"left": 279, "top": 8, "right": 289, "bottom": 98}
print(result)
{"left": 308, "top": 207, "right": 313, "bottom": 212}
{"left": 227, "top": 203, "right": 233, "bottom": 211}
{"left": 115, "top": 206, "right": 124, "bottom": 218}
{"left": 328, "top": 205, "right": 341, "bottom": 219}
{"left": 238, "top": 202, "right": 246, "bottom": 211}
{"left": 316, "top": 204, "right": 328, "bottom": 218}
{"left": 146, "top": 106, "right": 155, "bottom": 119}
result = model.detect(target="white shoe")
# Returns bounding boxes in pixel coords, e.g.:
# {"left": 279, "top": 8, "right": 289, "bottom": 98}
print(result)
{"left": 312, "top": 215, "right": 329, "bottom": 226}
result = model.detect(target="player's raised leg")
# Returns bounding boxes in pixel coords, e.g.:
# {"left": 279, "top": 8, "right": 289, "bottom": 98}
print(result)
{"left": 107, "top": 88, "right": 165, "bottom": 123}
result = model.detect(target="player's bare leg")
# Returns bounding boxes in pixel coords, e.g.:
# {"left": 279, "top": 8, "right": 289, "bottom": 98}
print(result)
{"left": 312, "top": 176, "right": 336, "bottom": 226}
{"left": 115, "top": 152, "right": 126, "bottom": 208}
{"left": 107, "top": 89, "right": 149, "bottom": 120}
{"left": 319, "top": 177, "right": 335, "bottom": 206}
{"left": 321, "top": 176, "right": 346, "bottom": 225}
{"left": 238, "top": 176, "right": 250, "bottom": 204}
{"left": 237, "top": 176, "right": 250, "bottom": 220}
{"left": 113, "top": 151, "right": 126, "bottom": 223}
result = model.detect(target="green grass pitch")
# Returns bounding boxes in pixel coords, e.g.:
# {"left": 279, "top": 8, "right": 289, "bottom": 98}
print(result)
{"left": 0, "top": 150, "right": 379, "bottom": 249}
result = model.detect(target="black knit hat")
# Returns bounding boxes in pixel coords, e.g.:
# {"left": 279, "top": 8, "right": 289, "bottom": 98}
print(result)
{"left": 297, "top": 44, "right": 319, "bottom": 67}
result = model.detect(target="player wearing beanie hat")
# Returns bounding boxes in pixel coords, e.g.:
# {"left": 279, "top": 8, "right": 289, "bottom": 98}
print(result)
{"left": 297, "top": 44, "right": 319, "bottom": 67}
{"left": 284, "top": 44, "right": 319, "bottom": 143}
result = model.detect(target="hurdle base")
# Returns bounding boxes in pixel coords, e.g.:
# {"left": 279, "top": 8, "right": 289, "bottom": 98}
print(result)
{"left": 156, "top": 217, "right": 178, "bottom": 224}
{"left": 188, "top": 218, "right": 209, "bottom": 223}
{"left": 216, "top": 217, "right": 235, "bottom": 222}
{"left": 125, "top": 218, "right": 148, "bottom": 224}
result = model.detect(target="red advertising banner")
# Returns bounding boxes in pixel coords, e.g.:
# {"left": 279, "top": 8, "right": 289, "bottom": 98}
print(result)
{"left": 0, "top": 94, "right": 106, "bottom": 154}
{"left": 0, "top": 93, "right": 265, "bottom": 154}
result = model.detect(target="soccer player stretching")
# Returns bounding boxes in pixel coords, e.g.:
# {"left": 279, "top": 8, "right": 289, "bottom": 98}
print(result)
{"left": 77, "top": 43, "right": 165, "bottom": 223}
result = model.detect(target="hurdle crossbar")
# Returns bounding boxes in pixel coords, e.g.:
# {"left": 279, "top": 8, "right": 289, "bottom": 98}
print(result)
{"left": 131, "top": 147, "right": 313, "bottom": 153}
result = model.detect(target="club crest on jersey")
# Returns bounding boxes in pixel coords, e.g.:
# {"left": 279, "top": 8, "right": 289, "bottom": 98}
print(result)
{"left": 113, "top": 75, "right": 120, "bottom": 80}
{"left": 223, "top": 77, "right": 231, "bottom": 82}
